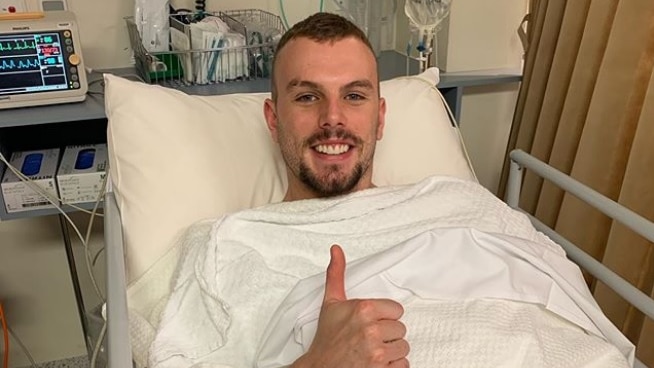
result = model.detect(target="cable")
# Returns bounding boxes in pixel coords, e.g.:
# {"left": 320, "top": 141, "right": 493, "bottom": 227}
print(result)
{"left": 0, "top": 152, "right": 103, "bottom": 217}
{"left": 83, "top": 173, "right": 108, "bottom": 302}
{"left": 87, "top": 79, "right": 105, "bottom": 97}
{"left": 6, "top": 324, "right": 37, "bottom": 368}
{"left": 1, "top": 305, "right": 37, "bottom": 368}
{"left": 194, "top": 0, "right": 205, "bottom": 12}
{"left": 90, "top": 320, "right": 107, "bottom": 368}
{"left": 92, "top": 246, "right": 106, "bottom": 267}
{"left": 87, "top": 74, "right": 145, "bottom": 98}
{"left": 194, "top": 0, "right": 206, "bottom": 21}
{"left": 278, "top": 0, "right": 290, "bottom": 30}
{"left": 1, "top": 146, "right": 113, "bottom": 366}
{"left": 0, "top": 150, "right": 107, "bottom": 365}
{"left": 0, "top": 151, "right": 107, "bottom": 301}
{"left": 0, "top": 152, "right": 104, "bottom": 217}
{"left": 0, "top": 303, "right": 8, "bottom": 368}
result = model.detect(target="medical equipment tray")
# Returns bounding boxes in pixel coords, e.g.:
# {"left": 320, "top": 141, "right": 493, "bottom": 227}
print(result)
{"left": 126, "top": 9, "right": 285, "bottom": 87}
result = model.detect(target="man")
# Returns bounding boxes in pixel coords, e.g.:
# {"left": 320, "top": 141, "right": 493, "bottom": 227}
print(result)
{"left": 148, "top": 12, "right": 632, "bottom": 368}
{"left": 264, "top": 12, "right": 384, "bottom": 201}
{"left": 262, "top": 12, "right": 410, "bottom": 367}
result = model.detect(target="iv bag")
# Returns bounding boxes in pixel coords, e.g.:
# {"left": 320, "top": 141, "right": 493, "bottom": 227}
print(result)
{"left": 332, "top": 0, "right": 368, "bottom": 32}
{"left": 405, "top": 0, "right": 452, "bottom": 29}
{"left": 135, "top": 0, "right": 170, "bottom": 52}
{"left": 332, "top": 0, "right": 396, "bottom": 57}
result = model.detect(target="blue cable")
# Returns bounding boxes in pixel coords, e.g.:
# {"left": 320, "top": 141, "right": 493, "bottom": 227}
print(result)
{"left": 279, "top": 0, "right": 290, "bottom": 29}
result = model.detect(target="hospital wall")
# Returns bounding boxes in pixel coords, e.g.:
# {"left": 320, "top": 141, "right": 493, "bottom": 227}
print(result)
{"left": 0, "top": 0, "right": 526, "bottom": 365}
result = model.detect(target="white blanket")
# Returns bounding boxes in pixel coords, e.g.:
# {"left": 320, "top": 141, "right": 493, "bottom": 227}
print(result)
{"left": 144, "top": 176, "right": 634, "bottom": 367}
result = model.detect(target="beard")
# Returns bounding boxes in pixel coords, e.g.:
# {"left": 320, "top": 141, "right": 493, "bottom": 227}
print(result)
{"left": 296, "top": 127, "right": 370, "bottom": 197}
{"left": 277, "top": 124, "right": 378, "bottom": 198}
{"left": 298, "top": 160, "right": 365, "bottom": 197}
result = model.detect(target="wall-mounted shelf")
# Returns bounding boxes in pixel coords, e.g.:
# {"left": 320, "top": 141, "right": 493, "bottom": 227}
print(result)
{"left": 0, "top": 94, "right": 106, "bottom": 128}
{"left": 378, "top": 51, "right": 522, "bottom": 121}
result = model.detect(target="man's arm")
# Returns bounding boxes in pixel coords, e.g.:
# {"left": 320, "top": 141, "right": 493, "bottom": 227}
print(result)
{"left": 291, "top": 245, "right": 410, "bottom": 368}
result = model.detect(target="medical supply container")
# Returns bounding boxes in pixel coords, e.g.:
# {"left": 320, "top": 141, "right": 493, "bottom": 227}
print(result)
{"left": 56, "top": 144, "right": 108, "bottom": 204}
{"left": 1, "top": 148, "right": 60, "bottom": 213}
{"left": 125, "top": 9, "right": 285, "bottom": 86}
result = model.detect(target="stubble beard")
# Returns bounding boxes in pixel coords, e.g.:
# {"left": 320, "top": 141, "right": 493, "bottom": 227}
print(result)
{"left": 298, "top": 160, "right": 366, "bottom": 198}
{"left": 281, "top": 127, "right": 375, "bottom": 198}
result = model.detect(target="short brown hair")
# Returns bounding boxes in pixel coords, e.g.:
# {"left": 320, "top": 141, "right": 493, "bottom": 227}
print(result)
{"left": 271, "top": 12, "right": 376, "bottom": 100}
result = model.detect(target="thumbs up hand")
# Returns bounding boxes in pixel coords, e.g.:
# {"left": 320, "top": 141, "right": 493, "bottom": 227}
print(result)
{"left": 292, "top": 245, "right": 410, "bottom": 368}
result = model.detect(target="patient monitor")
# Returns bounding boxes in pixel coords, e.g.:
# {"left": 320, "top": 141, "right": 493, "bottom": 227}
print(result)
{"left": 0, "top": 11, "right": 87, "bottom": 109}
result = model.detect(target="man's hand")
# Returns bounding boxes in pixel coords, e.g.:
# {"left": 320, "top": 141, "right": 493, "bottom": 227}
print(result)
{"left": 293, "top": 245, "right": 410, "bottom": 367}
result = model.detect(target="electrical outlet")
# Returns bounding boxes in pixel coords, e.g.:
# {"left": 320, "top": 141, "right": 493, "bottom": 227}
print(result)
{"left": 0, "top": 0, "right": 26, "bottom": 13}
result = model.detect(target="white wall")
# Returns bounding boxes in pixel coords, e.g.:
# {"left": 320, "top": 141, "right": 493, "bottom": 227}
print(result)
{"left": 66, "top": 0, "right": 134, "bottom": 69}
{"left": 438, "top": 0, "right": 526, "bottom": 72}
{"left": 0, "top": 0, "right": 525, "bottom": 365}
{"left": 450, "top": 0, "right": 525, "bottom": 193}
{"left": 460, "top": 84, "right": 521, "bottom": 192}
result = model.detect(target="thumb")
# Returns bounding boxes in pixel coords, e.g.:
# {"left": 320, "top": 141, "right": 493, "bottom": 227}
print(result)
{"left": 323, "top": 244, "right": 347, "bottom": 304}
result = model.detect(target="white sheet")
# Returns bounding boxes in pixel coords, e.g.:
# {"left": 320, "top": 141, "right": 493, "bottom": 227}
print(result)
{"left": 142, "top": 176, "right": 634, "bottom": 367}
{"left": 256, "top": 228, "right": 633, "bottom": 367}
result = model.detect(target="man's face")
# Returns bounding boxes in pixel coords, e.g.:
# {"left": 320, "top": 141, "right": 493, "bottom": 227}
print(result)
{"left": 264, "top": 36, "right": 386, "bottom": 201}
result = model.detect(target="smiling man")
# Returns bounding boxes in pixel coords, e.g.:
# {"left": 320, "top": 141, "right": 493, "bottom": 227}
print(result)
{"left": 262, "top": 13, "right": 409, "bottom": 368}
{"left": 264, "top": 12, "right": 386, "bottom": 201}
{"left": 147, "top": 13, "right": 634, "bottom": 368}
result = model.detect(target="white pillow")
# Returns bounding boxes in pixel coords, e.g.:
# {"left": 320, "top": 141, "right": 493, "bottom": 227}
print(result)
{"left": 104, "top": 68, "right": 475, "bottom": 283}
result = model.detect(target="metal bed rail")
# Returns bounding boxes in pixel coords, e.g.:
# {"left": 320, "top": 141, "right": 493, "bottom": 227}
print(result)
{"left": 104, "top": 190, "right": 133, "bottom": 367}
{"left": 506, "top": 148, "right": 654, "bottom": 368}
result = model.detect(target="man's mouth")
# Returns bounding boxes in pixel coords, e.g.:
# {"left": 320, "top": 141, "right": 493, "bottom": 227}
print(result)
{"left": 313, "top": 144, "right": 351, "bottom": 155}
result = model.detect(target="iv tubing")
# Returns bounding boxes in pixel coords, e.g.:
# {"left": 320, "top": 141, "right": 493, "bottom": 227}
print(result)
{"left": 279, "top": 0, "right": 290, "bottom": 29}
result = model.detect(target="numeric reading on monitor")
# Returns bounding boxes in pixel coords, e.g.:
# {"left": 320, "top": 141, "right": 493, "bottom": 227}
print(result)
{"left": 0, "top": 30, "right": 82, "bottom": 96}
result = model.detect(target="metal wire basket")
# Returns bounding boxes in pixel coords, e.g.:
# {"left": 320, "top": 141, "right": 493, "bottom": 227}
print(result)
{"left": 126, "top": 9, "right": 285, "bottom": 87}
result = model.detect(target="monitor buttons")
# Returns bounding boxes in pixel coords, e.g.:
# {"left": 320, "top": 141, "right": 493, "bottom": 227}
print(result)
{"left": 68, "top": 54, "right": 81, "bottom": 65}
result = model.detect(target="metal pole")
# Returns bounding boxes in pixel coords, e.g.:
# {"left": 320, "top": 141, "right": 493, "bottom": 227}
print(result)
{"left": 505, "top": 159, "right": 523, "bottom": 208}
{"left": 58, "top": 214, "right": 91, "bottom": 353}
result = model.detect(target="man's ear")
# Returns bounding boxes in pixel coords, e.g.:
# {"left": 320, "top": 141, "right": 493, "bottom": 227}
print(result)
{"left": 377, "top": 97, "right": 386, "bottom": 140}
{"left": 263, "top": 98, "right": 279, "bottom": 142}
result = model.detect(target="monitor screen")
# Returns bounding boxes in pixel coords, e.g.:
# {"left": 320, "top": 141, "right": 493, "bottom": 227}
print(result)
{"left": 0, "top": 30, "right": 82, "bottom": 97}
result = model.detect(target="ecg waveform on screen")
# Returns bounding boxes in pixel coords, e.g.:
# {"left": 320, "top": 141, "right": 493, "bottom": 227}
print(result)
{"left": 0, "top": 40, "right": 36, "bottom": 52}
{"left": 0, "top": 58, "right": 40, "bottom": 71}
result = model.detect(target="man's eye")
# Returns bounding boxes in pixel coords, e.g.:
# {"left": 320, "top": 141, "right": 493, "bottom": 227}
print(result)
{"left": 345, "top": 93, "right": 365, "bottom": 101}
{"left": 296, "top": 94, "right": 317, "bottom": 102}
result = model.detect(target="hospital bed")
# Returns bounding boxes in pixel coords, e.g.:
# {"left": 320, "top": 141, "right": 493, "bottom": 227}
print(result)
{"left": 102, "top": 68, "right": 654, "bottom": 367}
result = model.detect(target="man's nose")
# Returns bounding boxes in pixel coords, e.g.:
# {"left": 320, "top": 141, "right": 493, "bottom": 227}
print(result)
{"left": 319, "top": 98, "right": 345, "bottom": 128}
